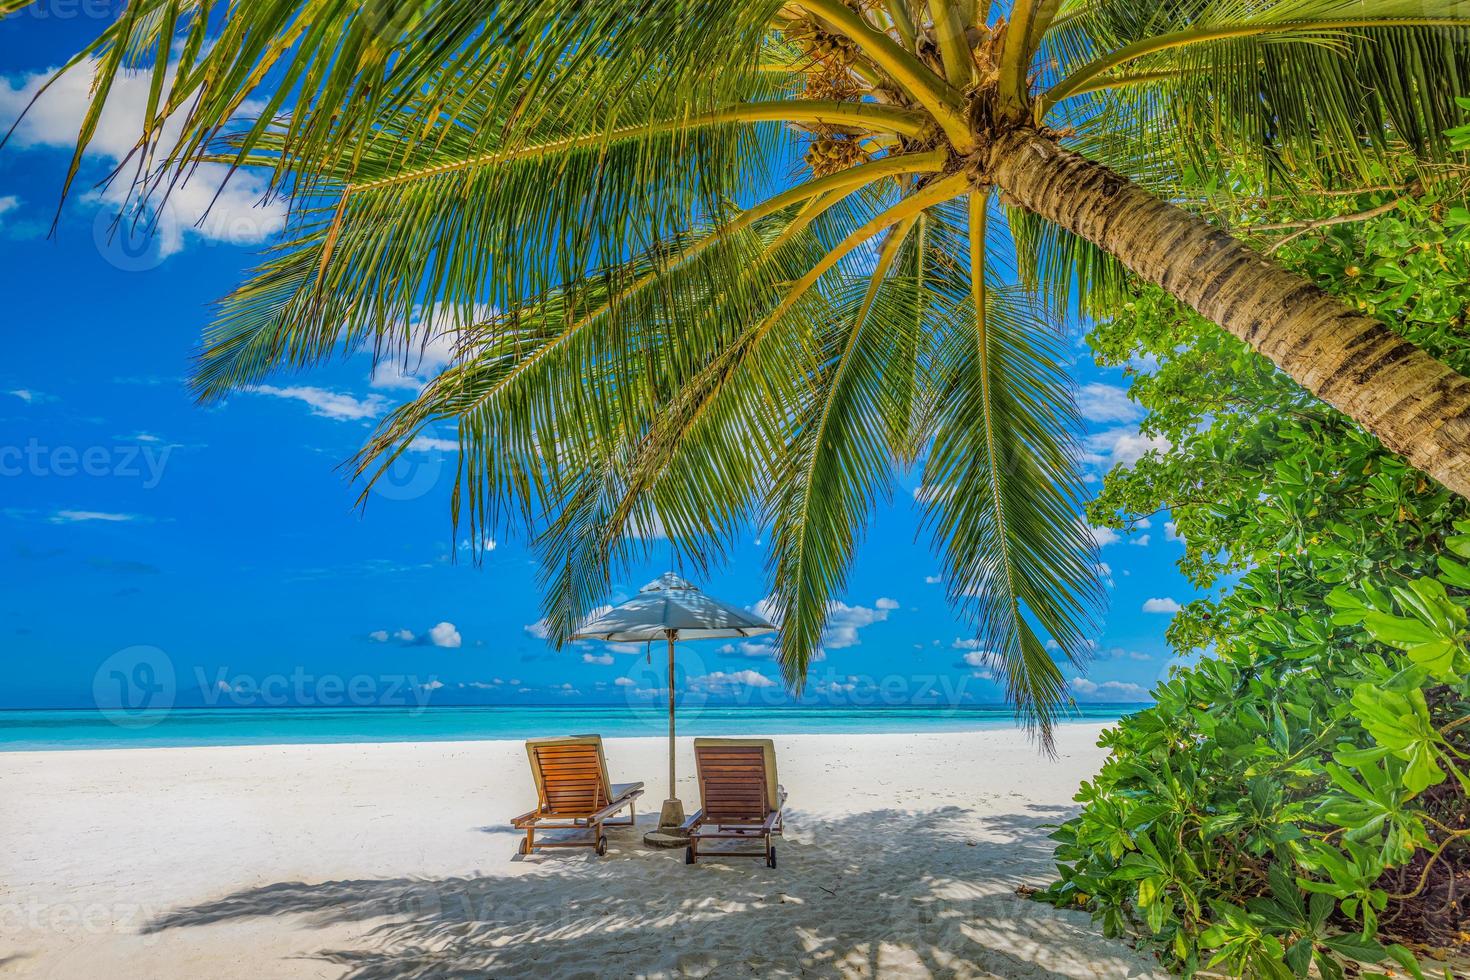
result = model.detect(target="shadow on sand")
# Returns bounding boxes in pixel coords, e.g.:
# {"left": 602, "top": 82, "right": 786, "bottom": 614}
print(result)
{"left": 141, "top": 805, "right": 1158, "bottom": 978}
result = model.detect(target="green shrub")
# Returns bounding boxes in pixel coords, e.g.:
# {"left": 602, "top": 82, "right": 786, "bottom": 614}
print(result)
{"left": 1038, "top": 145, "right": 1470, "bottom": 976}
{"left": 1038, "top": 561, "right": 1470, "bottom": 977}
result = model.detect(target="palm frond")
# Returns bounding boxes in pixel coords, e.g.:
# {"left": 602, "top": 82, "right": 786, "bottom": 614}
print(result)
{"left": 1043, "top": 0, "right": 1470, "bottom": 186}
{"left": 918, "top": 197, "right": 1102, "bottom": 748}
{"left": 764, "top": 215, "right": 924, "bottom": 685}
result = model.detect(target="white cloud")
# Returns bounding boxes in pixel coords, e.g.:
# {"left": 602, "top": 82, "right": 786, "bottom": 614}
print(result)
{"left": 50, "top": 510, "right": 137, "bottom": 523}
{"left": 420, "top": 680, "right": 444, "bottom": 692}
{"left": 427, "top": 621, "right": 462, "bottom": 648}
{"left": 822, "top": 599, "right": 895, "bottom": 649}
{"left": 1076, "top": 383, "right": 1141, "bottom": 423}
{"left": 1165, "top": 521, "right": 1182, "bottom": 542}
{"left": 952, "top": 638, "right": 984, "bottom": 650}
{"left": 369, "top": 624, "right": 458, "bottom": 646}
{"left": 614, "top": 677, "right": 636, "bottom": 687}
{"left": 1094, "top": 562, "right": 1115, "bottom": 588}
{"left": 1, "top": 60, "right": 177, "bottom": 159}
{"left": 246, "top": 385, "right": 386, "bottom": 421}
{"left": 8, "top": 389, "right": 37, "bottom": 403}
{"left": 0, "top": 194, "right": 21, "bottom": 233}
{"left": 1085, "top": 522, "right": 1120, "bottom": 547}
{"left": 1142, "top": 597, "right": 1182, "bottom": 614}
{"left": 413, "top": 435, "right": 460, "bottom": 453}
{"left": 1130, "top": 534, "right": 1151, "bottom": 547}
{"left": 747, "top": 595, "right": 889, "bottom": 651}
{"left": 688, "top": 669, "right": 777, "bottom": 692}
{"left": 923, "top": 574, "right": 943, "bottom": 584}
{"left": 368, "top": 305, "right": 480, "bottom": 391}
{"left": 97, "top": 168, "right": 285, "bottom": 259}
{"left": 524, "top": 619, "right": 551, "bottom": 640}
{"left": 1100, "top": 646, "right": 1152, "bottom": 662}
{"left": 0, "top": 60, "right": 285, "bottom": 258}
{"left": 719, "top": 639, "right": 776, "bottom": 660}
{"left": 1071, "top": 677, "right": 1149, "bottom": 701}
{"left": 582, "top": 652, "right": 614, "bottom": 665}
{"left": 957, "top": 650, "right": 998, "bottom": 670}
{"left": 1085, "top": 427, "right": 1171, "bottom": 469}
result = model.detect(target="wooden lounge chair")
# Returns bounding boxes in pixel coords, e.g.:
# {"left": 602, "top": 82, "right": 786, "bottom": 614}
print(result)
{"left": 682, "top": 737, "right": 786, "bottom": 868}
{"left": 511, "top": 735, "right": 644, "bottom": 856}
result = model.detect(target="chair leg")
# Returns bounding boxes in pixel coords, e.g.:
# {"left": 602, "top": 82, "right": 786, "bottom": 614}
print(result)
{"left": 521, "top": 827, "right": 535, "bottom": 855}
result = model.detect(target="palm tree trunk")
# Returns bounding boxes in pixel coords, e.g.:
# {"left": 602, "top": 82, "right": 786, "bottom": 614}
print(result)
{"left": 989, "top": 129, "right": 1470, "bottom": 498}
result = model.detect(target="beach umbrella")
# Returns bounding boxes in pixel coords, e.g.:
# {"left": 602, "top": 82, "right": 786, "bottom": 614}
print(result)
{"left": 573, "top": 572, "right": 777, "bottom": 844}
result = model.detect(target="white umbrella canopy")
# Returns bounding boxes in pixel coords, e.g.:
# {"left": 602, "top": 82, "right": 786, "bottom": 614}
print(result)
{"left": 572, "top": 572, "right": 777, "bottom": 843}
{"left": 573, "top": 572, "right": 777, "bottom": 642}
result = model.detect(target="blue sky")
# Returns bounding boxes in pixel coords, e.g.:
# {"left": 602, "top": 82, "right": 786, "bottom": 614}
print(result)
{"left": 0, "top": 11, "right": 1202, "bottom": 712}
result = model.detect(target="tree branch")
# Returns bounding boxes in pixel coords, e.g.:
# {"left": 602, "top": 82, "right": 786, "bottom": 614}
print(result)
{"left": 1256, "top": 194, "right": 1413, "bottom": 254}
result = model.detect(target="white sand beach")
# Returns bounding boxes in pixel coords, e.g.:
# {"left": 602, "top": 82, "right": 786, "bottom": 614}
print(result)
{"left": 0, "top": 726, "right": 1164, "bottom": 978}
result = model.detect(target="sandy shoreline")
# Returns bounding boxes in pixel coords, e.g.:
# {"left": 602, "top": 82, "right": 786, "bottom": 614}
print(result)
{"left": 0, "top": 726, "right": 1164, "bottom": 978}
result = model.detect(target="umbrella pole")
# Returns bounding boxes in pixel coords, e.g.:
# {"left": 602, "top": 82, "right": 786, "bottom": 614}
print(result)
{"left": 647, "top": 628, "right": 688, "bottom": 846}
{"left": 667, "top": 630, "right": 677, "bottom": 800}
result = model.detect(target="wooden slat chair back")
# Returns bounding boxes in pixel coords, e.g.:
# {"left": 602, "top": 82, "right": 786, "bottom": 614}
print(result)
{"left": 531, "top": 741, "right": 609, "bottom": 815}
{"left": 511, "top": 735, "right": 643, "bottom": 857}
{"left": 697, "top": 745, "right": 769, "bottom": 824}
{"left": 683, "top": 737, "right": 786, "bottom": 868}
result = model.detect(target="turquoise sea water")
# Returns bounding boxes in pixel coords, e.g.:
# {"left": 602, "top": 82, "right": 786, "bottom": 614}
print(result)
{"left": 0, "top": 704, "right": 1143, "bottom": 751}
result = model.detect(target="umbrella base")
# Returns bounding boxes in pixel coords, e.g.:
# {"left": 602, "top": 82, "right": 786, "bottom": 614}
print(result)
{"left": 657, "top": 797, "right": 686, "bottom": 826}
{"left": 643, "top": 828, "right": 690, "bottom": 848}
{"left": 644, "top": 798, "right": 689, "bottom": 847}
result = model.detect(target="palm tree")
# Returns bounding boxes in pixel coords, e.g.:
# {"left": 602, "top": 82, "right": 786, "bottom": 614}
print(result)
{"left": 21, "top": 0, "right": 1470, "bottom": 741}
